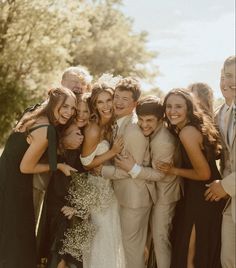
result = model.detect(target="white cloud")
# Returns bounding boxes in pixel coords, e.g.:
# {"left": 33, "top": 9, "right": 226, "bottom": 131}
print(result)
{"left": 121, "top": 0, "right": 235, "bottom": 97}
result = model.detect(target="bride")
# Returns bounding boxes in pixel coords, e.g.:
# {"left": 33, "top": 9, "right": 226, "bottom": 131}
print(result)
{"left": 80, "top": 81, "right": 126, "bottom": 268}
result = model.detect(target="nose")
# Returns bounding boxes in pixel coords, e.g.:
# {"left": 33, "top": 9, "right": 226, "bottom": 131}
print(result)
{"left": 114, "top": 97, "right": 122, "bottom": 106}
{"left": 141, "top": 121, "right": 147, "bottom": 129}
{"left": 169, "top": 107, "right": 176, "bottom": 114}
{"left": 105, "top": 101, "right": 111, "bottom": 109}
{"left": 67, "top": 107, "right": 75, "bottom": 117}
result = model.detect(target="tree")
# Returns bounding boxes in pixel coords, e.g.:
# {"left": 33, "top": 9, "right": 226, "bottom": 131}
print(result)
{"left": 0, "top": 0, "right": 88, "bottom": 144}
{"left": 141, "top": 87, "right": 164, "bottom": 98}
{"left": 70, "top": 0, "right": 158, "bottom": 81}
{"left": 0, "top": 0, "right": 158, "bottom": 144}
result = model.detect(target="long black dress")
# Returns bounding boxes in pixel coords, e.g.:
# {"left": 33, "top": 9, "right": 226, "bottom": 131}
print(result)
{"left": 0, "top": 125, "right": 57, "bottom": 268}
{"left": 41, "top": 149, "right": 84, "bottom": 268}
{"left": 170, "top": 135, "right": 225, "bottom": 268}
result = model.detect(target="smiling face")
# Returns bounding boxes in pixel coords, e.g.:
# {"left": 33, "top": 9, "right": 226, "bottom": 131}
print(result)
{"left": 224, "top": 62, "right": 236, "bottom": 104}
{"left": 54, "top": 95, "right": 76, "bottom": 125}
{"left": 76, "top": 101, "right": 90, "bottom": 128}
{"left": 165, "top": 94, "right": 188, "bottom": 129}
{"left": 220, "top": 71, "right": 234, "bottom": 105}
{"left": 113, "top": 89, "right": 136, "bottom": 119}
{"left": 138, "top": 114, "right": 160, "bottom": 137}
{"left": 96, "top": 91, "right": 113, "bottom": 122}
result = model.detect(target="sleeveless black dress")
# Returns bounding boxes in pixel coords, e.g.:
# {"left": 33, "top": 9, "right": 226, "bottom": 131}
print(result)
{"left": 0, "top": 125, "right": 57, "bottom": 268}
{"left": 41, "top": 149, "right": 84, "bottom": 268}
{"left": 171, "top": 135, "right": 225, "bottom": 268}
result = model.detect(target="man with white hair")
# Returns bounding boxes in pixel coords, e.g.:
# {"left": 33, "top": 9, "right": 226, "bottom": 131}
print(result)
{"left": 61, "top": 66, "right": 92, "bottom": 94}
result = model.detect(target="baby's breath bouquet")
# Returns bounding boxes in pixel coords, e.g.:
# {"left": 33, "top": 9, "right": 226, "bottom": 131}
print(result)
{"left": 66, "top": 171, "right": 99, "bottom": 219}
{"left": 60, "top": 218, "right": 96, "bottom": 262}
{"left": 60, "top": 171, "right": 99, "bottom": 261}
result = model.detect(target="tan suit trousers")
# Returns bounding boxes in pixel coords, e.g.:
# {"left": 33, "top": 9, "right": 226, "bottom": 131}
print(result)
{"left": 120, "top": 205, "right": 152, "bottom": 268}
{"left": 151, "top": 202, "right": 177, "bottom": 268}
{"left": 221, "top": 204, "right": 236, "bottom": 268}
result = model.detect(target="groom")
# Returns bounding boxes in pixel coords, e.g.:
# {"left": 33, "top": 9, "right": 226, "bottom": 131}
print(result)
{"left": 102, "top": 77, "right": 156, "bottom": 268}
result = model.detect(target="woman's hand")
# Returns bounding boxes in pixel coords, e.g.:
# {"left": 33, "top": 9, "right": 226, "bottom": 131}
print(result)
{"left": 111, "top": 136, "right": 124, "bottom": 155}
{"left": 61, "top": 127, "right": 84, "bottom": 150}
{"left": 155, "top": 161, "right": 175, "bottom": 175}
{"left": 115, "top": 151, "right": 136, "bottom": 172}
{"left": 61, "top": 206, "right": 77, "bottom": 219}
{"left": 57, "top": 163, "right": 77, "bottom": 176}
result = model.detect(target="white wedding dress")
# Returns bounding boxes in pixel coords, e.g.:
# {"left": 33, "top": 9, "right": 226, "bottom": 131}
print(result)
{"left": 80, "top": 140, "right": 126, "bottom": 268}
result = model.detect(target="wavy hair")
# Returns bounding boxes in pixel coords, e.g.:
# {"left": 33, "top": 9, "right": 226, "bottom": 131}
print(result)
{"left": 15, "top": 87, "right": 77, "bottom": 134}
{"left": 163, "top": 88, "right": 221, "bottom": 159}
{"left": 89, "top": 82, "right": 115, "bottom": 143}
{"left": 188, "top": 82, "right": 214, "bottom": 119}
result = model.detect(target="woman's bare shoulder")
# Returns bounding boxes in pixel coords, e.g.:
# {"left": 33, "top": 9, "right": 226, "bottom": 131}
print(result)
{"left": 179, "top": 125, "right": 202, "bottom": 143}
{"left": 84, "top": 122, "right": 101, "bottom": 140}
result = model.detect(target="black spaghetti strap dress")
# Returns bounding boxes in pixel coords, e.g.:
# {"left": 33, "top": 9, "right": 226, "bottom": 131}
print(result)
{"left": 0, "top": 125, "right": 57, "bottom": 268}
{"left": 171, "top": 131, "right": 225, "bottom": 268}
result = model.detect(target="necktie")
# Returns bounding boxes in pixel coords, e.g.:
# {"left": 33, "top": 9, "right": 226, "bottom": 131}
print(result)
{"left": 112, "top": 121, "right": 118, "bottom": 141}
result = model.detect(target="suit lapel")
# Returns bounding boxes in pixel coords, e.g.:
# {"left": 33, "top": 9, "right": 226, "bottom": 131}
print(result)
{"left": 117, "top": 114, "right": 136, "bottom": 136}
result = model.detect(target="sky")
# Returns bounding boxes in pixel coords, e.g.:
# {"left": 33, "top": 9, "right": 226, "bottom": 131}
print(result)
{"left": 121, "top": 0, "right": 235, "bottom": 98}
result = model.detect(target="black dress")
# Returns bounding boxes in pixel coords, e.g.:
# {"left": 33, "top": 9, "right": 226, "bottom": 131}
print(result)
{"left": 171, "top": 137, "right": 225, "bottom": 268}
{"left": 41, "top": 149, "right": 84, "bottom": 268}
{"left": 0, "top": 125, "right": 57, "bottom": 268}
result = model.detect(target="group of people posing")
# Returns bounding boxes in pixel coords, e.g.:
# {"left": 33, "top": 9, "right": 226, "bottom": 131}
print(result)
{"left": 0, "top": 55, "right": 235, "bottom": 268}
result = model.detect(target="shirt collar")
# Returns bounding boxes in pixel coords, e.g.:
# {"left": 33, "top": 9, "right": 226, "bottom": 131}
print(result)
{"left": 116, "top": 115, "right": 131, "bottom": 128}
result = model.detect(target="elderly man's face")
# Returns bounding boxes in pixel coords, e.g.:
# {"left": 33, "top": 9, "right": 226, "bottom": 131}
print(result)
{"left": 62, "top": 73, "right": 88, "bottom": 94}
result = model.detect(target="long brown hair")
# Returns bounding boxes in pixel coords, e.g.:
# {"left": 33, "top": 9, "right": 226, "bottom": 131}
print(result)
{"left": 89, "top": 82, "right": 115, "bottom": 143}
{"left": 163, "top": 88, "right": 221, "bottom": 159}
{"left": 15, "top": 87, "right": 77, "bottom": 133}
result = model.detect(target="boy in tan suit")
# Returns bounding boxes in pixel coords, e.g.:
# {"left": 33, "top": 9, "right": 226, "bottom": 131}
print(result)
{"left": 116, "top": 95, "right": 181, "bottom": 268}
{"left": 205, "top": 55, "right": 236, "bottom": 268}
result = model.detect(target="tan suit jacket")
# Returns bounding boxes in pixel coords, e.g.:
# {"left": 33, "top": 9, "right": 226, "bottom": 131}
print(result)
{"left": 220, "top": 103, "right": 236, "bottom": 223}
{"left": 148, "top": 124, "right": 182, "bottom": 204}
{"left": 102, "top": 114, "right": 156, "bottom": 208}
{"left": 214, "top": 104, "right": 231, "bottom": 177}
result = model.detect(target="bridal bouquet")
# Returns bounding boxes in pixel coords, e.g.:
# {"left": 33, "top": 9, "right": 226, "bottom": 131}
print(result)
{"left": 60, "top": 218, "right": 96, "bottom": 262}
{"left": 66, "top": 171, "right": 99, "bottom": 219}
{"left": 60, "top": 171, "right": 99, "bottom": 261}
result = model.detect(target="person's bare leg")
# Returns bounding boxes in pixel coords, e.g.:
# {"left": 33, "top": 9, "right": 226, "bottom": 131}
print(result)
{"left": 57, "top": 259, "right": 68, "bottom": 268}
{"left": 187, "top": 225, "right": 196, "bottom": 268}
